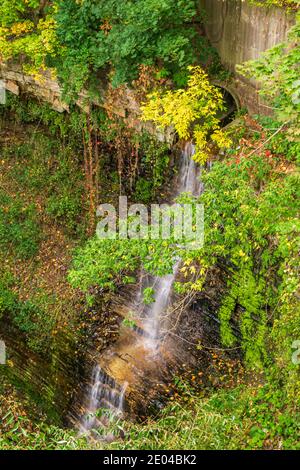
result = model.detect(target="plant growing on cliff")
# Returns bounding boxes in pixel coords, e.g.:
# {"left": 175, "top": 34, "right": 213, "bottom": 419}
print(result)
{"left": 141, "top": 66, "right": 232, "bottom": 163}
{"left": 0, "top": 191, "right": 41, "bottom": 259}
{"left": 0, "top": 1, "right": 59, "bottom": 79}
{"left": 0, "top": 1, "right": 220, "bottom": 100}
{"left": 183, "top": 120, "right": 300, "bottom": 368}
{"left": 53, "top": 0, "right": 202, "bottom": 96}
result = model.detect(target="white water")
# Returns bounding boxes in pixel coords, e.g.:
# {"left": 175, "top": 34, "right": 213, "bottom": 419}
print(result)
{"left": 142, "top": 261, "right": 180, "bottom": 354}
{"left": 140, "top": 142, "right": 201, "bottom": 354}
{"left": 81, "top": 365, "right": 128, "bottom": 432}
{"left": 178, "top": 142, "right": 201, "bottom": 195}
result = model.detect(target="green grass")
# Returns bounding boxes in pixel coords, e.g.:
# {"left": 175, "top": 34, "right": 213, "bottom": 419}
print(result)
{"left": 108, "top": 385, "right": 299, "bottom": 450}
{"left": 1, "top": 134, "right": 85, "bottom": 235}
{"left": 0, "top": 191, "right": 41, "bottom": 259}
{"left": 1, "top": 379, "right": 299, "bottom": 450}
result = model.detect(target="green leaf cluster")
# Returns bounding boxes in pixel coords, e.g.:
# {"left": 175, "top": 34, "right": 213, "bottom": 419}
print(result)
{"left": 54, "top": 0, "right": 200, "bottom": 94}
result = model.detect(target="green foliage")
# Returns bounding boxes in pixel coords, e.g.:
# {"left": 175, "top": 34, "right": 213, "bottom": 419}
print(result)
{"left": 68, "top": 193, "right": 205, "bottom": 294}
{"left": 0, "top": 1, "right": 220, "bottom": 99}
{"left": 1, "top": 94, "right": 86, "bottom": 233}
{"left": 69, "top": 117, "right": 300, "bottom": 372}
{"left": 1, "top": 92, "right": 86, "bottom": 139}
{"left": 0, "top": 270, "right": 55, "bottom": 353}
{"left": 0, "top": 271, "right": 17, "bottom": 319}
{"left": 122, "top": 317, "right": 137, "bottom": 329}
{"left": 0, "top": 1, "right": 59, "bottom": 78}
{"left": 46, "top": 193, "right": 81, "bottom": 231}
{"left": 44, "top": 155, "right": 83, "bottom": 231}
{"left": 0, "top": 96, "right": 88, "bottom": 356}
{"left": 68, "top": 227, "right": 184, "bottom": 293}
{"left": 134, "top": 178, "right": 154, "bottom": 204}
{"left": 12, "top": 294, "right": 56, "bottom": 354}
{"left": 0, "top": 191, "right": 41, "bottom": 259}
{"left": 192, "top": 135, "right": 300, "bottom": 366}
{"left": 109, "top": 383, "right": 300, "bottom": 450}
{"left": 143, "top": 287, "right": 155, "bottom": 304}
{"left": 1, "top": 376, "right": 299, "bottom": 450}
{"left": 248, "top": 0, "right": 299, "bottom": 8}
{"left": 258, "top": 116, "right": 300, "bottom": 164}
{"left": 54, "top": 0, "right": 202, "bottom": 96}
{"left": 0, "top": 378, "right": 95, "bottom": 450}
{"left": 133, "top": 133, "right": 170, "bottom": 203}
{"left": 1, "top": 2, "right": 299, "bottom": 451}
{"left": 69, "top": 237, "right": 140, "bottom": 292}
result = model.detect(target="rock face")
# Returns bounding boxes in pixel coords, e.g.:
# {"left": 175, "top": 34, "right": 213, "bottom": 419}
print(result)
{"left": 0, "top": 61, "right": 174, "bottom": 143}
{"left": 73, "top": 279, "right": 227, "bottom": 424}
{"left": 0, "top": 61, "right": 140, "bottom": 118}
{"left": 199, "top": 0, "right": 295, "bottom": 113}
{"left": 0, "top": 62, "right": 67, "bottom": 112}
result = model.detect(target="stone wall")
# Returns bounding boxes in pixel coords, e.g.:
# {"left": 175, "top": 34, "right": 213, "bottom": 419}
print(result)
{"left": 0, "top": 61, "right": 175, "bottom": 142}
{"left": 199, "top": 0, "right": 295, "bottom": 113}
{"left": 0, "top": 62, "right": 68, "bottom": 112}
{"left": 0, "top": 2, "right": 296, "bottom": 117}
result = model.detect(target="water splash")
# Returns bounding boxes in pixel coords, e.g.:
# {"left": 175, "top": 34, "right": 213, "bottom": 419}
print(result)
{"left": 178, "top": 142, "right": 201, "bottom": 195}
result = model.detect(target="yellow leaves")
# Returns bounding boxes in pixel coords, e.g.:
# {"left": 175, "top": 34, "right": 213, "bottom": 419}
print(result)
{"left": 237, "top": 250, "right": 249, "bottom": 262}
{"left": 141, "top": 65, "right": 231, "bottom": 163}
{"left": 193, "top": 148, "right": 209, "bottom": 165}
{"left": 0, "top": 6, "right": 58, "bottom": 79}
{"left": 193, "top": 128, "right": 207, "bottom": 149}
{"left": 10, "top": 21, "right": 34, "bottom": 37}
{"left": 38, "top": 16, "right": 59, "bottom": 53}
{"left": 180, "top": 266, "right": 189, "bottom": 278}
{"left": 179, "top": 271, "right": 206, "bottom": 291}
{"left": 190, "top": 278, "right": 204, "bottom": 291}
{"left": 184, "top": 259, "right": 192, "bottom": 266}
{"left": 199, "top": 266, "right": 207, "bottom": 276}
{"left": 141, "top": 88, "right": 196, "bottom": 140}
{"left": 181, "top": 261, "right": 197, "bottom": 276}
{"left": 211, "top": 129, "right": 232, "bottom": 151}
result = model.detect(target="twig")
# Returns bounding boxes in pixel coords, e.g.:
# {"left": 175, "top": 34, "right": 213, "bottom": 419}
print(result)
{"left": 247, "top": 121, "right": 290, "bottom": 158}
{"left": 165, "top": 331, "right": 242, "bottom": 351}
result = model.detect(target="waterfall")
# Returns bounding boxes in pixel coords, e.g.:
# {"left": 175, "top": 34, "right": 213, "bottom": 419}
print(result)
{"left": 139, "top": 142, "right": 201, "bottom": 355}
{"left": 80, "top": 142, "right": 200, "bottom": 433}
{"left": 178, "top": 142, "right": 201, "bottom": 195}
{"left": 141, "top": 262, "right": 180, "bottom": 354}
{"left": 80, "top": 364, "right": 128, "bottom": 433}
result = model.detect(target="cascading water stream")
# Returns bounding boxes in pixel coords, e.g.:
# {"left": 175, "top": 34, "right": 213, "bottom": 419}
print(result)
{"left": 141, "top": 262, "right": 180, "bottom": 354}
{"left": 80, "top": 364, "right": 128, "bottom": 433}
{"left": 139, "top": 142, "right": 201, "bottom": 355}
{"left": 80, "top": 142, "right": 200, "bottom": 432}
{"left": 178, "top": 142, "right": 202, "bottom": 196}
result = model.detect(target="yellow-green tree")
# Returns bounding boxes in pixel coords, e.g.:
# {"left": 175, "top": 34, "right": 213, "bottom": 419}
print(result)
{"left": 0, "top": 1, "right": 58, "bottom": 79}
{"left": 141, "top": 66, "right": 231, "bottom": 163}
